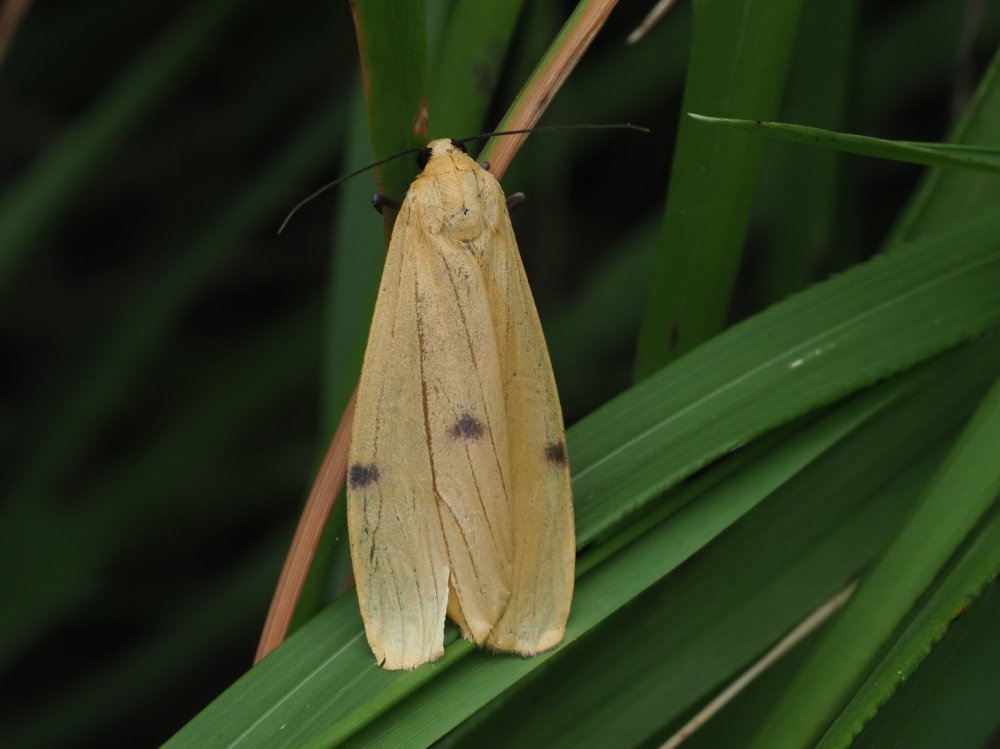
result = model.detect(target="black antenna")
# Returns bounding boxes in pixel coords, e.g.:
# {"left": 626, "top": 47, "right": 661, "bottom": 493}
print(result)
{"left": 277, "top": 147, "right": 425, "bottom": 234}
{"left": 454, "top": 122, "right": 649, "bottom": 147}
{"left": 278, "top": 123, "right": 650, "bottom": 233}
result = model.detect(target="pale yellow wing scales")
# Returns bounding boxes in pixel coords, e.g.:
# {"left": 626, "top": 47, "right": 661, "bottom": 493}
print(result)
{"left": 348, "top": 139, "right": 574, "bottom": 669}
{"left": 410, "top": 211, "right": 515, "bottom": 642}
{"left": 348, "top": 153, "right": 519, "bottom": 668}
{"left": 472, "top": 196, "right": 576, "bottom": 654}
{"left": 348, "top": 210, "right": 450, "bottom": 670}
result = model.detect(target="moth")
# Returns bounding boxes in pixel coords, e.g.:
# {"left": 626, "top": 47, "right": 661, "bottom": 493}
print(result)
{"left": 347, "top": 138, "right": 575, "bottom": 670}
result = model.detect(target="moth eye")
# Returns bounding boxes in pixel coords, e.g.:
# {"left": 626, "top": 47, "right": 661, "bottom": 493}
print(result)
{"left": 479, "top": 161, "right": 490, "bottom": 171}
{"left": 450, "top": 139, "right": 467, "bottom": 153}
{"left": 416, "top": 148, "right": 431, "bottom": 170}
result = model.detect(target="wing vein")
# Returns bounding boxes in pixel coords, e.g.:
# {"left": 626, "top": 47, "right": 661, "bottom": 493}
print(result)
{"left": 441, "top": 258, "right": 511, "bottom": 505}
{"left": 415, "top": 269, "right": 458, "bottom": 630}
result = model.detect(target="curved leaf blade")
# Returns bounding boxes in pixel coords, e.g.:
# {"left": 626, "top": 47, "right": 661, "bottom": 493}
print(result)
{"left": 748, "top": 369, "right": 1000, "bottom": 749}
{"left": 690, "top": 113, "right": 1000, "bottom": 173}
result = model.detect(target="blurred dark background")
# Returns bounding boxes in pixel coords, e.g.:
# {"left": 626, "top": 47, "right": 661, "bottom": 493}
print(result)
{"left": 0, "top": 0, "right": 996, "bottom": 746}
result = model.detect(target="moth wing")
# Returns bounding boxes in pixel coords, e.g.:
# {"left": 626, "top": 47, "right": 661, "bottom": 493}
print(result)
{"left": 412, "top": 215, "right": 516, "bottom": 644}
{"left": 348, "top": 209, "right": 448, "bottom": 671}
{"left": 348, "top": 189, "right": 516, "bottom": 670}
{"left": 475, "top": 184, "right": 576, "bottom": 654}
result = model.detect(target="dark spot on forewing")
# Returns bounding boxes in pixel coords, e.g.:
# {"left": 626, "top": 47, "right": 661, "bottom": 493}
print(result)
{"left": 349, "top": 463, "right": 380, "bottom": 488}
{"left": 449, "top": 414, "right": 485, "bottom": 440}
{"left": 545, "top": 441, "right": 567, "bottom": 466}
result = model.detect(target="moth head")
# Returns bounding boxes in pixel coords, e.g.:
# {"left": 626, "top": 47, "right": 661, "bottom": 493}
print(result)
{"left": 418, "top": 139, "right": 475, "bottom": 175}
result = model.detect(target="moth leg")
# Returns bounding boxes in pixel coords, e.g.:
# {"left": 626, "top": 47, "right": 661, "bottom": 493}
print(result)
{"left": 505, "top": 192, "right": 526, "bottom": 211}
{"left": 371, "top": 193, "right": 402, "bottom": 215}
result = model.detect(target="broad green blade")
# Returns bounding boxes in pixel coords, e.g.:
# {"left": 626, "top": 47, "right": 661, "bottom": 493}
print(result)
{"left": 164, "top": 209, "right": 1000, "bottom": 744}
{"left": 633, "top": 0, "right": 804, "bottom": 376}
{"left": 428, "top": 0, "right": 526, "bottom": 136}
{"left": 850, "top": 574, "right": 1000, "bottom": 749}
{"left": 165, "top": 366, "right": 898, "bottom": 749}
{"left": 751, "top": 0, "right": 858, "bottom": 305}
{"left": 574, "top": 213, "right": 1000, "bottom": 542}
{"left": 372, "top": 344, "right": 1000, "bottom": 749}
{"left": 818, "top": 507, "right": 1000, "bottom": 749}
{"left": 351, "top": 0, "right": 429, "bottom": 202}
{"left": 368, "top": 349, "right": 997, "bottom": 746}
{"left": 748, "top": 369, "right": 1000, "bottom": 748}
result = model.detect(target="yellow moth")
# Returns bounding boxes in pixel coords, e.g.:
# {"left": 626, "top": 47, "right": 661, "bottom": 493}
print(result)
{"left": 347, "top": 138, "right": 575, "bottom": 670}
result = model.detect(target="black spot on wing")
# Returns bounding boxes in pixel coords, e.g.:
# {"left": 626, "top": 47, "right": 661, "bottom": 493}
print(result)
{"left": 349, "top": 463, "right": 380, "bottom": 489}
{"left": 449, "top": 413, "right": 484, "bottom": 440}
{"left": 544, "top": 441, "right": 567, "bottom": 466}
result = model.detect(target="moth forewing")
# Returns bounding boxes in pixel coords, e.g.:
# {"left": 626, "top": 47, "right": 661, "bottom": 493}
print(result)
{"left": 474, "top": 208, "right": 575, "bottom": 654}
{"left": 410, "top": 227, "right": 515, "bottom": 641}
{"left": 347, "top": 139, "right": 575, "bottom": 670}
{"left": 347, "top": 215, "right": 449, "bottom": 670}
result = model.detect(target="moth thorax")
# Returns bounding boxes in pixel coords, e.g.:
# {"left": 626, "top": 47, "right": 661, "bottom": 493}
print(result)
{"left": 445, "top": 202, "right": 489, "bottom": 241}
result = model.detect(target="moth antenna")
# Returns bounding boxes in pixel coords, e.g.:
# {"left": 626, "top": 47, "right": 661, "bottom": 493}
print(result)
{"left": 279, "top": 124, "right": 649, "bottom": 233}
{"left": 454, "top": 122, "right": 650, "bottom": 148}
{"left": 277, "top": 146, "right": 425, "bottom": 233}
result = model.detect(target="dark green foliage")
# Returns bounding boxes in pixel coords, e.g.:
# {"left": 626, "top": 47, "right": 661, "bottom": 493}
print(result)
{"left": 3, "top": 1, "right": 1000, "bottom": 747}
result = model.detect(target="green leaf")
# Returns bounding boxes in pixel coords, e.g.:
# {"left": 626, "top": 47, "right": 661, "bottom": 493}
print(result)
{"left": 164, "top": 202, "right": 1000, "bottom": 744}
{"left": 15, "top": 4, "right": 1000, "bottom": 746}
{"left": 751, "top": 0, "right": 857, "bottom": 304}
{"left": 7, "top": 536, "right": 289, "bottom": 749}
{"left": 748, "top": 368, "right": 1000, "bottom": 749}
{"left": 633, "top": 0, "right": 805, "bottom": 376}
{"left": 893, "top": 43, "right": 1000, "bottom": 242}
{"left": 0, "top": 0, "right": 244, "bottom": 296}
{"left": 163, "top": 371, "right": 892, "bottom": 749}
{"left": 575, "top": 213, "right": 1000, "bottom": 540}
{"left": 850, "top": 573, "right": 1000, "bottom": 749}
{"left": 351, "top": 0, "right": 429, "bottom": 202}
{"left": 690, "top": 113, "right": 1000, "bottom": 173}
{"left": 445, "top": 344, "right": 996, "bottom": 748}
{"left": 428, "top": 0, "right": 526, "bottom": 136}
{"left": 0, "top": 101, "right": 345, "bottom": 669}
{"left": 818, "top": 506, "right": 1000, "bottom": 749}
